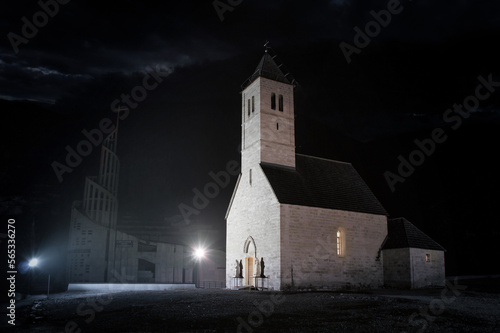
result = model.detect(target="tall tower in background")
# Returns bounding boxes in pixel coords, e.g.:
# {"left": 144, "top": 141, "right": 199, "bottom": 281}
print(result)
{"left": 82, "top": 126, "right": 120, "bottom": 281}
{"left": 68, "top": 122, "right": 120, "bottom": 282}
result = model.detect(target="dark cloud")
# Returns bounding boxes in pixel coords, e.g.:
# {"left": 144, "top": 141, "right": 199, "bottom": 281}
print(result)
{"left": 1, "top": 0, "right": 499, "bottom": 103}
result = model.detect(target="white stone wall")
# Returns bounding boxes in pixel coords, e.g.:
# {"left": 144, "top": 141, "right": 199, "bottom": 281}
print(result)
{"left": 409, "top": 248, "right": 445, "bottom": 288}
{"left": 280, "top": 205, "right": 387, "bottom": 289}
{"left": 68, "top": 207, "right": 110, "bottom": 283}
{"left": 382, "top": 248, "right": 445, "bottom": 288}
{"left": 382, "top": 248, "right": 412, "bottom": 288}
{"left": 259, "top": 77, "right": 295, "bottom": 168}
{"left": 226, "top": 165, "right": 281, "bottom": 290}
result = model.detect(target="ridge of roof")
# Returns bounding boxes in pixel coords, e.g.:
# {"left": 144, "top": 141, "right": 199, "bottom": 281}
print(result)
{"left": 295, "top": 153, "right": 353, "bottom": 165}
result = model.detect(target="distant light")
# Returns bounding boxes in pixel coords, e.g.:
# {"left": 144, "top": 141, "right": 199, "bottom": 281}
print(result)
{"left": 28, "top": 258, "right": 38, "bottom": 267}
{"left": 194, "top": 248, "right": 205, "bottom": 259}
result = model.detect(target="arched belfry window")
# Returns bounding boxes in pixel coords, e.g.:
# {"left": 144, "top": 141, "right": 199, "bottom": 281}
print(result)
{"left": 278, "top": 94, "right": 284, "bottom": 111}
{"left": 271, "top": 93, "right": 276, "bottom": 110}
{"left": 337, "top": 228, "right": 345, "bottom": 257}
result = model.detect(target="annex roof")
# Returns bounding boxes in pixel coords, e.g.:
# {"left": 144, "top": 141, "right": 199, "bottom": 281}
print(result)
{"left": 382, "top": 217, "right": 446, "bottom": 251}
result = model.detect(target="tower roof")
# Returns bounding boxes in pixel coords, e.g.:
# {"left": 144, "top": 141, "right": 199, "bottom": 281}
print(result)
{"left": 241, "top": 52, "right": 291, "bottom": 89}
{"left": 382, "top": 217, "right": 445, "bottom": 251}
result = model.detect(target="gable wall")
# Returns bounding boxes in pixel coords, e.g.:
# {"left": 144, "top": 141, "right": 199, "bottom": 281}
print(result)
{"left": 409, "top": 248, "right": 445, "bottom": 288}
{"left": 280, "top": 204, "right": 387, "bottom": 289}
{"left": 226, "top": 164, "right": 281, "bottom": 290}
{"left": 382, "top": 248, "right": 412, "bottom": 288}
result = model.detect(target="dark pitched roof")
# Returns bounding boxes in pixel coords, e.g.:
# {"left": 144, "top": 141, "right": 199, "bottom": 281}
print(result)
{"left": 382, "top": 217, "right": 445, "bottom": 251}
{"left": 260, "top": 154, "right": 387, "bottom": 216}
{"left": 241, "top": 52, "right": 291, "bottom": 89}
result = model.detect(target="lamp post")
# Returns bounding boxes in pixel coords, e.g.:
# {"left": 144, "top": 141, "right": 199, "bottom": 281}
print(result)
{"left": 194, "top": 247, "right": 205, "bottom": 288}
{"left": 28, "top": 258, "right": 50, "bottom": 298}
{"left": 28, "top": 258, "right": 38, "bottom": 295}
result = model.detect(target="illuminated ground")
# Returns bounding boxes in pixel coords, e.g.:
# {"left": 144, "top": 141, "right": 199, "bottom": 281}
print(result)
{"left": 4, "top": 282, "right": 500, "bottom": 332}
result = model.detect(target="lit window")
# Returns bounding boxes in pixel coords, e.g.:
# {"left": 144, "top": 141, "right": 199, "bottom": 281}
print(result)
{"left": 271, "top": 93, "right": 276, "bottom": 110}
{"left": 279, "top": 94, "right": 283, "bottom": 111}
{"left": 426, "top": 254, "right": 431, "bottom": 262}
{"left": 337, "top": 228, "right": 345, "bottom": 257}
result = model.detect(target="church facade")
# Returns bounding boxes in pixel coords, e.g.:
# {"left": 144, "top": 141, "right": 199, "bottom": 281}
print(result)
{"left": 226, "top": 52, "right": 445, "bottom": 290}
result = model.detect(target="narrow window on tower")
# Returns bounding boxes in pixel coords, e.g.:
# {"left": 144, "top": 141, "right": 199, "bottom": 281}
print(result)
{"left": 252, "top": 96, "right": 255, "bottom": 113}
{"left": 279, "top": 94, "right": 284, "bottom": 111}
{"left": 249, "top": 168, "right": 252, "bottom": 185}
{"left": 271, "top": 93, "right": 276, "bottom": 110}
{"left": 247, "top": 99, "right": 250, "bottom": 117}
{"left": 276, "top": 122, "right": 279, "bottom": 130}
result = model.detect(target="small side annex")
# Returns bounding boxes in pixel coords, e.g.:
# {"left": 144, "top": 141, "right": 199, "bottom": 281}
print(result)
{"left": 382, "top": 217, "right": 446, "bottom": 289}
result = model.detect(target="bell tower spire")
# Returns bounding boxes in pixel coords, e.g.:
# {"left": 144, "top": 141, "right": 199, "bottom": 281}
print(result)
{"left": 240, "top": 50, "right": 296, "bottom": 173}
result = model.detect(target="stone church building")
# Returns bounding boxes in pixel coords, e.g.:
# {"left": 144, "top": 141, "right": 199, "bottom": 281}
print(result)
{"left": 225, "top": 51, "right": 445, "bottom": 290}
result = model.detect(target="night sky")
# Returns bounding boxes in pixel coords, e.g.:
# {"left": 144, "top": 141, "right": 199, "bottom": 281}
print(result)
{"left": 1, "top": 0, "right": 500, "bottom": 287}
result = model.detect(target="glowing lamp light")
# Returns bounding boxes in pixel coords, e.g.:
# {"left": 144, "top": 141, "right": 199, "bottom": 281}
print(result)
{"left": 28, "top": 258, "right": 39, "bottom": 267}
{"left": 194, "top": 248, "right": 205, "bottom": 259}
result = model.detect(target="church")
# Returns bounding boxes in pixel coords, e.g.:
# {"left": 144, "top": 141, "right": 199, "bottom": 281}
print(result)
{"left": 225, "top": 51, "right": 445, "bottom": 290}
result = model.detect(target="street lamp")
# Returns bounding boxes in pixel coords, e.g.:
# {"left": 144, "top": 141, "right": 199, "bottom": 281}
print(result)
{"left": 28, "top": 258, "right": 38, "bottom": 268}
{"left": 28, "top": 258, "right": 38, "bottom": 295}
{"left": 194, "top": 247, "right": 205, "bottom": 260}
{"left": 193, "top": 247, "right": 206, "bottom": 288}
{"left": 27, "top": 258, "right": 50, "bottom": 298}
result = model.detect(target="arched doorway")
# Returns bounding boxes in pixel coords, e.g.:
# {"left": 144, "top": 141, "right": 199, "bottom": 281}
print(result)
{"left": 243, "top": 236, "right": 257, "bottom": 286}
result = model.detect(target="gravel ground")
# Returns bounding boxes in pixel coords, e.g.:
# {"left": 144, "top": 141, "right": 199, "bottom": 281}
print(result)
{"left": 3, "top": 286, "right": 500, "bottom": 332}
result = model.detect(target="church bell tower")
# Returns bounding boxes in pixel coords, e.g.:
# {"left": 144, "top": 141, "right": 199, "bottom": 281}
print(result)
{"left": 240, "top": 51, "right": 296, "bottom": 173}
